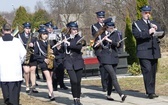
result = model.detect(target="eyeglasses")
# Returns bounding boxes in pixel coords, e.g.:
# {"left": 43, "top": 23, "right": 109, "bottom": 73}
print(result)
{"left": 144, "top": 12, "right": 151, "bottom": 14}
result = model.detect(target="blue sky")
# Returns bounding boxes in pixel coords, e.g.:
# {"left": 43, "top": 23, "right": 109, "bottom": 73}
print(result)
{"left": 0, "top": 0, "right": 48, "bottom": 13}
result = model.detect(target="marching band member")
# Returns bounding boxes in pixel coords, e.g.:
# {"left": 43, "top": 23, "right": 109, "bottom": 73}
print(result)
{"left": 52, "top": 25, "right": 69, "bottom": 91}
{"left": 132, "top": 5, "right": 165, "bottom": 99}
{"left": 91, "top": 11, "right": 108, "bottom": 92}
{"left": 34, "top": 27, "right": 55, "bottom": 101}
{"left": 18, "top": 22, "right": 38, "bottom": 93}
{"left": 93, "top": 18, "right": 127, "bottom": 102}
{"left": 57, "top": 21, "right": 84, "bottom": 105}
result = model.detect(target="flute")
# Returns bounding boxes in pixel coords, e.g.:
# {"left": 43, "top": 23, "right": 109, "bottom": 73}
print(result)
{"left": 118, "top": 37, "right": 127, "bottom": 44}
{"left": 76, "top": 36, "right": 85, "bottom": 44}
{"left": 52, "top": 37, "right": 71, "bottom": 49}
{"left": 94, "top": 34, "right": 111, "bottom": 48}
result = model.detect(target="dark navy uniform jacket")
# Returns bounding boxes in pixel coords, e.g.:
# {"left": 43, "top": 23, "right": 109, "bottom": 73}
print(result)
{"left": 132, "top": 19, "right": 164, "bottom": 59}
{"left": 34, "top": 40, "right": 55, "bottom": 70}
{"left": 18, "top": 32, "right": 37, "bottom": 62}
{"left": 94, "top": 31, "right": 121, "bottom": 64}
{"left": 91, "top": 22, "right": 103, "bottom": 37}
{"left": 62, "top": 34, "right": 84, "bottom": 70}
{"left": 53, "top": 40, "right": 65, "bottom": 67}
{"left": 34, "top": 40, "right": 48, "bottom": 63}
{"left": 91, "top": 22, "right": 103, "bottom": 57}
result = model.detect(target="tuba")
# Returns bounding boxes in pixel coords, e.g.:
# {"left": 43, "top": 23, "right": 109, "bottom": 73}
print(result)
{"left": 47, "top": 40, "right": 55, "bottom": 69}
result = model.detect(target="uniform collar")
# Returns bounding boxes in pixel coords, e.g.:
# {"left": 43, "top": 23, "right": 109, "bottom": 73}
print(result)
{"left": 2, "top": 34, "right": 13, "bottom": 41}
{"left": 99, "top": 22, "right": 104, "bottom": 27}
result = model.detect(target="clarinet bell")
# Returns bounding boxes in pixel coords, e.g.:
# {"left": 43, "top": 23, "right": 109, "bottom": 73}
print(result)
{"left": 77, "top": 39, "right": 86, "bottom": 46}
{"left": 80, "top": 40, "right": 86, "bottom": 46}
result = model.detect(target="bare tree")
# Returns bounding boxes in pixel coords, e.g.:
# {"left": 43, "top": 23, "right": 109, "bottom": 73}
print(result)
{"left": 34, "top": 1, "right": 45, "bottom": 11}
{"left": 149, "top": 0, "right": 168, "bottom": 33}
{"left": 45, "top": 0, "right": 89, "bottom": 27}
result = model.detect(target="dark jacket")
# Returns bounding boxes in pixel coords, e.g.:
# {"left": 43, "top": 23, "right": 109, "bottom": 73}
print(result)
{"left": 94, "top": 31, "right": 121, "bottom": 64}
{"left": 132, "top": 19, "right": 164, "bottom": 59}
{"left": 91, "top": 22, "right": 103, "bottom": 37}
{"left": 91, "top": 22, "right": 103, "bottom": 57}
{"left": 18, "top": 32, "right": 37, "bottom": 62}
{"left": 63, "top": 34, "right": 84, "bottom": 70}
{"left": 34, "top": 40, "right": 48, "bottom": 63}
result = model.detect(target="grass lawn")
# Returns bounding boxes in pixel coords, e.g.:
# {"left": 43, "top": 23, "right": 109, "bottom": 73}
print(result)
{"left": 82, "top": 58, "right": 168, "bottom": 96}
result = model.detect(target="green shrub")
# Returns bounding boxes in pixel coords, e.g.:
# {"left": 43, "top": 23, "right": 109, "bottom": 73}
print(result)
{"left": 128, "top": 62, "right": 141, "bottom": 75}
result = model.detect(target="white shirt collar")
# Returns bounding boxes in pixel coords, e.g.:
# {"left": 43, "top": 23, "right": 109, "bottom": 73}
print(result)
{"left": 99, "top": 22, "right": 104, "bottom": 27}
{"left": 143, "top": 18, "right": 150, "bottom": 24}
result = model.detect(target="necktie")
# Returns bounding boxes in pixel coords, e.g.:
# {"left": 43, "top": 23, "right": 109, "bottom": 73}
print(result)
{"left": 147, "top": 20, "right": 151, "bottom": 29}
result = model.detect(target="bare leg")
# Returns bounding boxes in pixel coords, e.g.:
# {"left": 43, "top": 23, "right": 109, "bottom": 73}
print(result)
{"left": 23, "top": 66, "right": 30, "bottom": 91}
{"left": 43, "top": 70, "right": 54, "bottom": 97}
{"left": 30, "top": 66, "right": 36, "bottom": 87}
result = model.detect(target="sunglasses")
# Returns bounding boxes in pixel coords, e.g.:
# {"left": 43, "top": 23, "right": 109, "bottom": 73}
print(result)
{"left": 144, "top": 12, "right": 151, "bottom": 14}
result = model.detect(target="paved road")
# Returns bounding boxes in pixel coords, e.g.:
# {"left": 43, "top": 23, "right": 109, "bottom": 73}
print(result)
{"left": 21, "top": 76, "right": 168, "bottom": 105}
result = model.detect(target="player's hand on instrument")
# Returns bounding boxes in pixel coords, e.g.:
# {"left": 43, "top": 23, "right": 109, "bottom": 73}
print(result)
{"left": 151, "top": 24, "right": 157, "bottom": 30}
{"left": 29, "top": 43, "right": 34, "bottom": 47}
{"left": 149, "top": 28, "right": 156, "bottom": 35}
{"left": 64, "top": 40, "right": 70, "bottom": 46}
{"left": 49, "top": 49, "right": 54, "bottom": 53}
{"left": 44, "top": 59, "right": 49, "bottom": 64}
{"left": 56, "top": 44, "right": 61, "bottom": 50}
{"left": 104, "top": 36, "right": 112, "bottom": 43}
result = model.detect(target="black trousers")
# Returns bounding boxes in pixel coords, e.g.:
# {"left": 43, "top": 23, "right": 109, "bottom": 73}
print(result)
{"left": 53, "top": 59, "right": 65, "bottom": 88}
{"left": 139, "top": 59, "right": 158, "bottom": 94}
{"left": 0, "top": 81, "right": 22, "bottom": 105}
{"left": 67, "top": 69, "right": 83, "bottom": 98}
{"left": 103, "top": 64, "right": 123, "bottom": 96}
{"left": 97, "top": 57, "right": 108, "bottom": 90}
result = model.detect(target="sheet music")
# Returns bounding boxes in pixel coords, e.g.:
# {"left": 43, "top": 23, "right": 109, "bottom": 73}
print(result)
{"left": 153, "top": 31, "right": 164, "bottom": 37}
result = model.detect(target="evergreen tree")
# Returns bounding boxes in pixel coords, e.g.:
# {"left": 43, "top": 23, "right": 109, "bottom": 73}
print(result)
{"left": 125, "top": 13, "right": 138, "bottom": 65}
{"left": 136, "top": 0, "right": 149, "bottom": 19}
{"left": 32, "top": 9, "right": 50, "bottom": 29}
{"left": 12, "top": 6, "right": 31, "bottom": 30}
{"left": 0, "top": 15, "right": 7, "bottom": 27}
{"left": 0, "top": 15, "right": 7, "bottom": 36}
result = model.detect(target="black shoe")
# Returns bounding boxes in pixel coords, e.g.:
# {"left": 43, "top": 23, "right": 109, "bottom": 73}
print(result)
{"left": 61, "top": 86, "right": 68, "bottom": 90}
{"left": 77, "top": 99, "right": 83, "bottom": 105}
{"left": 148, "top": 94, "right": 158, "bottom": 99}
{"left": 36, "top": 75, "right": 41, "bottom": 80}
{"left": 36, "top": 83, "right": 38, "bottom": 86}
{"left": 53, "top": 88, "right": 58, "bottom": 91}
{"left": 112, "top": 89, "right": 115, "bottom": 91}
{"left": 121, "top": 94, "right": 127, "bottom": 102}
{"left": 48, "top": 95, "right": 51, "bottom": 99}
{"left": 152, "top": 94, "right": 159, "bottom": 98}
{"left": 26, "top": 88, "right": 30, "bottom": 93}
{"left": 103, "top": 88, "right": 107, "bottom": 92}
{"left": 50, "top": 97, "right": 55, "bottom": 101}
{"left": 32, "top": 88, "right": 39, "bottom": 93}
{"left": 148, "top": 94, "right": 154, "bottom": 99}
{"left": 106, "top": 96, "right": 114, "bottom": 101}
